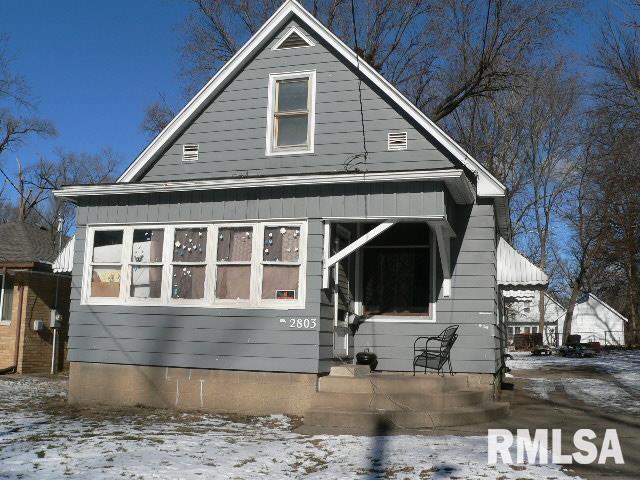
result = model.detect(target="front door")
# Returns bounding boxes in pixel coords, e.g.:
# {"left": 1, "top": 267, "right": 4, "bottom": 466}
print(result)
{"left": 333, "top": 227, "right": 352, "bottom": 359}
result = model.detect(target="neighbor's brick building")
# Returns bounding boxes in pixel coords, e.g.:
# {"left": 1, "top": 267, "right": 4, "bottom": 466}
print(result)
{"left": 0, "top": 222, "right": 70, "bottom": 374}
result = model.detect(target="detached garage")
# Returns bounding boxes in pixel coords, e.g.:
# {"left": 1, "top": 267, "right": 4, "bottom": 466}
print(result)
{"left": 558, "top": 293, "right": 628, "bottom": 346}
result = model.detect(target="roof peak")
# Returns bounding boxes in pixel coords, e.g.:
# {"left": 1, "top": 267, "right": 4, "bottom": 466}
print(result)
{"left": 113, "top": 0, "right": 506, "bottom": 225}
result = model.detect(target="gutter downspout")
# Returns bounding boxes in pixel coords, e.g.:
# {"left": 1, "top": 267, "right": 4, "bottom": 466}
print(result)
{"left": 0, "top": 282, "right": 25, "bottom": 375}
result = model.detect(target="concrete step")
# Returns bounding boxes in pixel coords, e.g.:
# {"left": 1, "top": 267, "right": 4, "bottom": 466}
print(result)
{"left": 308, "top": 390, "right": 489, "bottom": 411}
{"left": 318, "top": 374, "right": 471, "bottom": 394}
{"left": 303, "top": 402, "right": 510, "bottom": 429}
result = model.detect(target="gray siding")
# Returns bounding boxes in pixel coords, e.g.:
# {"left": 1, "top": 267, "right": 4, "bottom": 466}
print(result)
{"left": 77, "top": 182, "right": 445, "bottom": 225}
{"left": 69, "top": 184, "right": 445, "bottom": 373}
{"left": 139, "top": 19, "right": 454, "bottom": 182}
{"left": 353, "top": 200, "right": 500, "bottom": 374}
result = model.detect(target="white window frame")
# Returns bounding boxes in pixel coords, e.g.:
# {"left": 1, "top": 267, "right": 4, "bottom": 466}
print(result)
{"left": 354, "top": 228, "right": 437, "bottom": 323}
{"left": 166, "top": 225, "right": 212, "bottom": 306}
{"left": 83, "top": 226, "right": 126, "bottom": 304}
{"left": 266, "top": 70, "right": 316, "bottom": 156}
{"left": 258, "top": 222, "right": 305, "bottom": 309}
{"left": 0, "top": 272, "right": 13, "bottom": 325}
{"left": 82, "top": 221, "right": 307, "bottom": 309}
{"left": 128, "top": 227, "right": 168, "bottom": 303}
{"left": 212, "top": 223, "right": 258, "bottom": 306}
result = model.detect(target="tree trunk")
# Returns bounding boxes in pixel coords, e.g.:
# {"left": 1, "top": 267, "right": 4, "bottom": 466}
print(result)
{"left": 562, "top": 286, "right": 581, "bottom": 345}
{"left": 538, "top": 290, "right": 546, "bottom": 337}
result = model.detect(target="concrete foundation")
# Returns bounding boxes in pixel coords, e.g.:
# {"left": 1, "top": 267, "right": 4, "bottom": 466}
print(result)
{"left": 69, "top": 362, "right": 501, "bottom": 416}
{"left": 69, "top": 362, "right": 319, "bottom": 415}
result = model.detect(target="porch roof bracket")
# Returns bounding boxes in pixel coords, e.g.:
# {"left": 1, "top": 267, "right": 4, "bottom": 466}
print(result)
{"left": 322, "top": 219, "right": 397, "bottom": 289}
{"left": 432, "top": 222, "right": 455, "bottom": 298}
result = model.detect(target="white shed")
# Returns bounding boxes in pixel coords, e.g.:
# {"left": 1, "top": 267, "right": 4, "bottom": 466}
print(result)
{"left": 558, "top": 293, "right": 628, "bottom": 346}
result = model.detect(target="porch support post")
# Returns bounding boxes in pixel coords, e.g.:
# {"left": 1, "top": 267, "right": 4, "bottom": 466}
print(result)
{"left": 432, "top": 222, "right": 455, "bottom": 298}
{"left": 322, "top": 219, "right": 397, "bottom": 288}
{"left": 322, "top": 221, "right": 331, "bottom": 288}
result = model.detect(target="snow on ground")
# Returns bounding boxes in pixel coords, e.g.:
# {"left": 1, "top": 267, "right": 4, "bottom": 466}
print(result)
{"left": 0, "top": 376, "right": 577, "bottom": 480}
{"left": 507, "top": 350, "right": 640, "bottom": 415}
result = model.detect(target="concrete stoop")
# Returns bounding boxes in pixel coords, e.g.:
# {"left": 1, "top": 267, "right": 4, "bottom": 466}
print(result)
{"left": 301, "top": 373, "right": 509, "bottom": 432}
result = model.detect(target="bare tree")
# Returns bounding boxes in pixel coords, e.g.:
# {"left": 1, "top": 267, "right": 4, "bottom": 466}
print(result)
{"left": 583, "top": 3, "right": 640, "bottom": 344}
{"left": 0, "top": 37, "right": 55, "bottom": 157}
{"left": 0, "top": 149, "right": 119, "bottom": 236}
{"left": 141, "top": 0, "right": 582, "bottom": 136}
{"left": 516, "top": 64, "right": 583, "bottom": 333}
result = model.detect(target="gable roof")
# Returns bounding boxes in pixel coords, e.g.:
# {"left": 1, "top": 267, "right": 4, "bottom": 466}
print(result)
{"left": 0, "top": 222, "right": 61, "bottom": 265}
{"left": 497, "top": 238, "right": 548, "bottom": 288}
{"left": 116, "top": 1, "right": 506, "bottom": 202}
{"left": 580, "top": 293, "right": 629, "bottom": 323}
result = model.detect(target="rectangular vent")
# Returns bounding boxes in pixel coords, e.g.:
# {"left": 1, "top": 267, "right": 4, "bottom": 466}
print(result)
{"left": 182, "top": 144, "right": 199, "bottom": 162}
{"left": 387, "top": 132, "right": 408, "bottom": 151}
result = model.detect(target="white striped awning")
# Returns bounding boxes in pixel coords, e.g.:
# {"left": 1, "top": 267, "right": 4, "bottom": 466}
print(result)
{"left": 497, "top": 238, "right": 548, "bottom": 288}
{"left": 53, "top": 236, "right": 74, "bottom": 273}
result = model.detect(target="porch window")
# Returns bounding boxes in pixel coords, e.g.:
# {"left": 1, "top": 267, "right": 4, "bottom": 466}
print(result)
{"left": 267, "top": 71, "right": 316, "bottom": 155}
{"left": 0, "top": 274, "right": 13, "bottom": 323}
{"left": 83, "top": 221, "right": 306, "bottom": 308}
{"left": 129, "top": 229, "right": 164, "bottom": 298}
{"left": 216, "top": 227, "right": 253, "bottom": 300}
{"left": 362, "top": 223, "right": 431, "bottom": 316}
{"left": 261, "top": 226, "right": 301, "bottom": 300}
{"left": 90, "top": 230, "right": 123, "bottom": 297}
{"left": 171, "top": 227, "right": 207, "bottom": 300}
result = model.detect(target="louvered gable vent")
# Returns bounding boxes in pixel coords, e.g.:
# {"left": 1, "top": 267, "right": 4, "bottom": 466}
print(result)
{"left": 274, "top": 27, "right": 313, "bottom": 50}
{"left": 182, "top": 144, "right": 199, "bottom": 162}
{"left": 387, "top": 132, "right": 408, "bottom": 151}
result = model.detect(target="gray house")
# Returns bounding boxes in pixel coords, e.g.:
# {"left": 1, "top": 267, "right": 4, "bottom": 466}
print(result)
{"left": 55, "top": 1, "right": 517, "bottom": 419}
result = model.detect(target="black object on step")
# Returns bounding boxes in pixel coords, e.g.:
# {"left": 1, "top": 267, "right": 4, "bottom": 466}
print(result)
{"left": 356, "top": 351, "right": 378, "bottom": 371}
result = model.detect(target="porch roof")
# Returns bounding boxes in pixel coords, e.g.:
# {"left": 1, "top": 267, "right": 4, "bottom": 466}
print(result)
{"left": 497, "top": 238, "right": 548, "bottom": 289}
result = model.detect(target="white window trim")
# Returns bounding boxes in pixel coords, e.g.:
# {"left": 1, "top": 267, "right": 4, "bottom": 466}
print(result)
{"left": 0, "top": 272, "right": 11, "bottom": 325}
{"left": 271, "top": 26, "right": 315, "bottom": 50}
{"left": 265, "top": 70, "right": 316, "bottom": 156}
{"left": 354, "top": 229, "right": 437, "bottom": 323}
{"left": 82, "top": 221, "right": 307, "bottom": 310}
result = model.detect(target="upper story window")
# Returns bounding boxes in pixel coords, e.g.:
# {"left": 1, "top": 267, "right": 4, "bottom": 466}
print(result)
{"left": 266, "top": 71, "right": 316, "bottom": 156}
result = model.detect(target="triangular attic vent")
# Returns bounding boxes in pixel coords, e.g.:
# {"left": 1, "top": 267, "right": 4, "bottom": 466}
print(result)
{"left": 273, "top": 27, "right": 313, "bottom": 50}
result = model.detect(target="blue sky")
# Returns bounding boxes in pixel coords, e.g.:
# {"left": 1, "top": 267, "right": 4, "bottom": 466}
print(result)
{"left": 1, "top": 0, "right": 193, "bottom": 180}
{"left": 1, "top": 0, "right": 609, "bottom": 187}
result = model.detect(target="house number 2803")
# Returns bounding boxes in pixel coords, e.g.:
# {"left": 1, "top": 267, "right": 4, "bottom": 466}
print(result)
{"left": 282, "top": 318, "right": 317, "bottom": 329}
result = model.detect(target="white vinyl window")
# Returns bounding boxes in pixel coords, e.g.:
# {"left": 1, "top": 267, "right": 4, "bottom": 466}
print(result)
{"left": 89, "top": 229, "right": 124, "bottom": 298}
{"left": 83, "top": 221, "right": 306, "bottom": 309}
{"left": 170, "top": 227, "right": 208, "bottom": 301}
{"left": 129, "top": 229, "right": 164, "bottom": 299}
{"left": 261, "top": 225, "right": 302, "bottom": 304}
{"left": 266, "top": 71, "right": 316, "bottom": 155}
{"left": 0, "top": 273, "right": 14, "bottom": 324}
{"left": 215, "top": 226, "right": 253, "bottom": 301}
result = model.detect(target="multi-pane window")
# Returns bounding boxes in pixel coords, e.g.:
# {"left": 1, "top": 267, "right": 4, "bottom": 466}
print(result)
{"left": 84, "top": 222, "right": 305, "bottom": 308}
{"left": 267, "top": 71, "right": 315, "bottom": 154}
{"left": 90, "top": 230, "right": 123, "bottom": 297}
{"left": 216, "top": 227, "right": 253, "bottom": 300}
{"left": 130, "top": 229, "right": 164, "bottom": 299}
{"left": 261, "top": 226, "right": 301, "bottom": 301}
{"left": 171, "top": 227, "right": 207, "bottom": 300}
